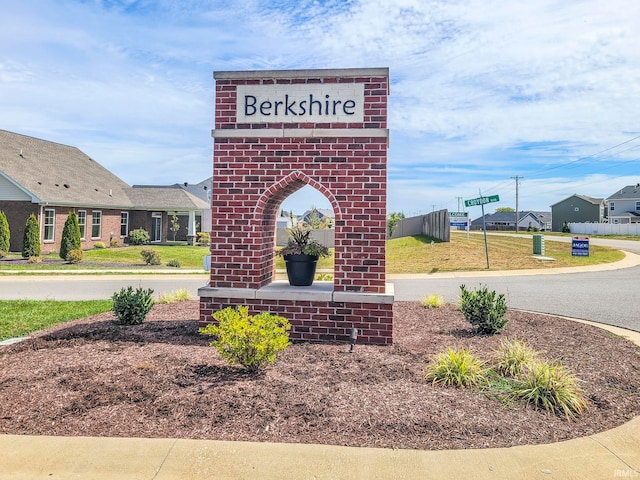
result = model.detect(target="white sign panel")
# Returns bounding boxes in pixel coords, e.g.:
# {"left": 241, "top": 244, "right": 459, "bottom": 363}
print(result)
{"left": 236, "top": 83, "right": 365, "bottom": 123}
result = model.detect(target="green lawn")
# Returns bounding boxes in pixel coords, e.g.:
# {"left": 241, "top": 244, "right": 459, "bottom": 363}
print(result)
{"left": 0, "top": 300, "right": 113, "bottom": 341}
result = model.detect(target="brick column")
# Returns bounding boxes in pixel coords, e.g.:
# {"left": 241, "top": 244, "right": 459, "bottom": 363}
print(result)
{"left": 199, "top": 68, "right": 394, "bottom": 344}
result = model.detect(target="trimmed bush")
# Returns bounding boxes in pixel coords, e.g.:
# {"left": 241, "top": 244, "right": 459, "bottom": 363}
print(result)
{"left": 128, "top": 228, "right": 150, "bottom": 245}
{"left": 0, "top": 250, "right": 6, "bottom": 259}
{"left": 22, "top": 214, "right": 40, "bottom": 258}
{"left": 60, "top": 212, "right": 81, "bottom": 261}
{"left": 0, "top": 211, "right": 9, "bottom": 253}
{"left": 424, "top": 347, "right": 487, "bottom": 388}
{"left": 111, "top": 286, "right": 154, "bottom": 325}
{"left": 200, "top": 306, "right": 291, "bottom": 372}
{"left": 141, "top": 248, "right": 161, "bottom": 265}
{"left": 66, "top": 247, "right": 84, "bottom": 264}
{"left": 110, "top": 239, "right": 119, "bottom": 248}
{"left": 459, "top": 284, "right": 508, "bottom": 334}
{"left": 93, "top": 242, "right": 106, "bottom": 249}
{"left": 197, "top": 232, "right": 210, "bottom": 246}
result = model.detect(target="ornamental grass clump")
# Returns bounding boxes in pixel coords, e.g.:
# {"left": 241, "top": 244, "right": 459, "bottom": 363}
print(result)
{"left": 507, "top": 361, "right": 588, "bottom": 420}
{"left": 421, "top": 293, "right": 445, "bottom": 308}
{"left": 459, "top": 284, "right": 508, "bottom": 334}
{"left": 493, "top": 339, "right": 539, "bottom": 377}
{"left": 424, "top": 347, "right": 487, "bottom": 388}
{"left": 200, "top": 306, "right": 291, "bottom": 373}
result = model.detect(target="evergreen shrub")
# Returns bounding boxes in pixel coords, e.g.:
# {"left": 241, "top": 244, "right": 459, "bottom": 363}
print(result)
{"left": 22, "top": 214, "right": 40, "bottom": 258}
{"left": 111, "top": 286, "right": 154, "bottom": 325}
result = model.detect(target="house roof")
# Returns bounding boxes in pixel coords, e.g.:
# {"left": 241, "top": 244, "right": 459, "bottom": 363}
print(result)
{"left": 550, "top": 194, "right": 603, "bottom": 207}
{"left": 0, "top": 130, "right": 207, "bottom": 211}
{"left": 606, "top": 184, "right": 640, "bottom": 201}
{"left": 0, "top": 130, "right": 131, "bottom": 208}
{"left": 128, "top": 186, "right": 209, "bottom": 210}
{"left": 470, "top": 211, "right": 550, "bottom": 226}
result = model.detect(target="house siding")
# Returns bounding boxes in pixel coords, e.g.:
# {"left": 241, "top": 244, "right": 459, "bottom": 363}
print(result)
{"left": 551, "top": 197, "right": 601, "bottom": 232}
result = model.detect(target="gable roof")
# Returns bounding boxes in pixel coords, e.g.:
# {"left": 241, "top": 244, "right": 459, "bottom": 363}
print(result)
{"left": 606, "top": 184, "right": 640, "bottom": 201}
{"left": 0, "top": 130, "right": 132, "bottom": 208}
{"left": 0, "top": 130, "right": 206, "bottom": 211}
{"left": 550, "top": 194, "right": 603, "bottom": 208}
{"left": 128, "top": 186, "right": 209, "bottom": 210}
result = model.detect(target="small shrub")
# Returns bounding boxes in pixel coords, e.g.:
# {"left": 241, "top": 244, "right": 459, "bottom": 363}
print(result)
{"left": 129, "top": 228, "right": 150, "bottom": 245}
{"left": 110, "top": 239, "right": 119, "bottom": 248}
{"left": 424, "top": 347, "right": 487, "bottom": 388}
{"left": 0, "top": 250, "right": 6, "bottom": 259}
{"left": 200, "top": 306, "right": 291, "bottom": 372}
{"left": 93, "top": 241, "right": 106, "bottom": 249}
{"left": 111, "top": 286, "right": 154, "bottom": 325}
{"left": 140, "top": 248, "right": 161, "bottom": 265}
{"left": 156, "top": 288, "right": 191, "bottom": 304}
{"left": 167, "top": 259, "right": 181, "bottom": 268}
{"left": 65, "top": 248, "right": 84, "bottom": 264}
{"left": 508, "top": 361, "right": 588, "bottom": 419}
{"left": 28, "top": 255, "right": 42, "bottom": 264}
{"left": 493, "top": 339, "right": 539, "bottom": 377}
{"left": 459, "top": 284, "right": 508, "bottom": 334}
{"left": 421, "top": 293, "right": 445, "bottom": 308}
{"left": 197, "top": 232, "right": 210, "bottom": 246}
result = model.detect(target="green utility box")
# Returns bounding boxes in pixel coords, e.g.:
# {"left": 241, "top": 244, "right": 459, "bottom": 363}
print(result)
{"left": 533, "top": 234, "right": 545, "bottom": 255}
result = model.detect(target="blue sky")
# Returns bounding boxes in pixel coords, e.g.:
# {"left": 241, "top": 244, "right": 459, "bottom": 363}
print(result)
{"left": 1, "top": 0, "right": 639, "bottom": 217}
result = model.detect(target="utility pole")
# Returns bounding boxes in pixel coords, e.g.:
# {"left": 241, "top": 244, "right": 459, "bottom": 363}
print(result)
{"left": 456, "top": 196, "right": 464, "bottom": 212}
{"left": 511, "top": 176, "right": 522, "bottom": 232}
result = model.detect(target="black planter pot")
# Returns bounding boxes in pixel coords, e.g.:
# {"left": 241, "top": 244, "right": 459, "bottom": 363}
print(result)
{"left": 283, "top": 253, "right": 319, "bottom": 286}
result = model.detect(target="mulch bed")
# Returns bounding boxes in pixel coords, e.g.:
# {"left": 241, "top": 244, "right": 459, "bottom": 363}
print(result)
{"left": 1, "top": 301, "right": 639, "bottom": 450}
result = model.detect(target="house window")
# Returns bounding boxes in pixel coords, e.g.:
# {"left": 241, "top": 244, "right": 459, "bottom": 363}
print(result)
{"left": 636, "top": 201, "right": 640, "bottom": 212}
{"left": 77, "top": 210, "right": 86, "bottom": 240}
{"left": 44, "top": 209, "right": 55, "bottom": 241}
{"left": 610, "top": 202, "right": 615, "bottom": 212}
{"left": 120, "top": 212, "right": 129, "bottom": 237}
{"left": 91, "top": 211, "right": 102, "bottom": 239}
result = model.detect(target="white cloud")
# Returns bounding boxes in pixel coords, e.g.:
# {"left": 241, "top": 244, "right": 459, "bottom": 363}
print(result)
{"left": 1, "top": 0, "right": 639, "bottom": 216}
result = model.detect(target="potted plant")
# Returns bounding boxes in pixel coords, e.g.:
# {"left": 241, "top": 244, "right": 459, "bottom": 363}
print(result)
{"left": 277, "top": 225, "right": 330, "bottom": 286}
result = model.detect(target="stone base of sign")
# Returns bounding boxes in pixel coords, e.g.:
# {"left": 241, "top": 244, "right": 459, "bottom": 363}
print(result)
{"left": 198, "top": 283, "right": 394, "bottom": 345}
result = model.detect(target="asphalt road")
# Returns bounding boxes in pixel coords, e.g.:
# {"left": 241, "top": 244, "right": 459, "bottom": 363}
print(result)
{"left": 1, "top": 235, "right": 638, "bottom": 332}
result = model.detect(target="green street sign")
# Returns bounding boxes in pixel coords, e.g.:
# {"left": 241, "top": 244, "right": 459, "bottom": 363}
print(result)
{"left": 464, "top": 195, "right": 500, "bottom": 207}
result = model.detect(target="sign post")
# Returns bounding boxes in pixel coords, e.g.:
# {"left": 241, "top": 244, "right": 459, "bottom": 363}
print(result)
{"left": 464, "top": 194, "right": 500, "bottom": 269}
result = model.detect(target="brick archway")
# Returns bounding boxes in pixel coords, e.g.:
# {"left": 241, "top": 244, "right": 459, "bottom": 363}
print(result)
{"left": 199, "top": 68, "right": 394, "bottom": 344}
{"left": 255, "top": 170, "right": 340, "bottom": 287}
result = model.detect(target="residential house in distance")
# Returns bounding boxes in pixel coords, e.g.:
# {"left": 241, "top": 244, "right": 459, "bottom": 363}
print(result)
{"left": 470, "top": 211, "right": 550, "bottom": 231}
{"left": 0, "top": 130, "right": 209, "bottom": 253}
{"left": 550, "top": 194, "right": 605, "bottom": 232}
{"left": 606, "top": 184, "right": 640, "bottom": 224}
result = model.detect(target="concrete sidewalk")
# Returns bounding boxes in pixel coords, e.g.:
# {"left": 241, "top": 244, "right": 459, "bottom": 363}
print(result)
{"left": 1, "top": 321, "right": 639, "bottom": 479}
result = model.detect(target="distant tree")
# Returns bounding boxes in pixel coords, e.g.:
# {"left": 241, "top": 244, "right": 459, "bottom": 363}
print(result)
{"left": 387, "top": 212, "right": 406, "bottom": 237}
{"left": 22, "top": 214, "right": 40, "bottom": 258}
{"left": 60, "top": 212, "right": 81, "bottom": 260}
{"left": 0, "top": 211, "right": 9, "bottom": 253}
{"left": 169, "top": 214, "right": 180, "bottom": 241}
{"left": 495, "top": 207, "right": 515, "bottom": 213}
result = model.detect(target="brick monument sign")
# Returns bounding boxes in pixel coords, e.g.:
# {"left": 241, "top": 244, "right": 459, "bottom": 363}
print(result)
{"left": 198, "top": 67, "right": 394, "bottom": 345}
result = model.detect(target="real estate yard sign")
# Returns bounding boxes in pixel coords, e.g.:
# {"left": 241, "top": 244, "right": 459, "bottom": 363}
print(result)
{"left": 449, "top": 212, "right": 469, "bottom": 227}
{"left": 572, "top": 236, "right": 590, "bottom": 256}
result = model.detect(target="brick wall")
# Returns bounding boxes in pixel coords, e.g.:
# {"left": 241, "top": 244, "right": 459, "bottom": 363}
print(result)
{"left": 200, "top": 68, "right": 394, "bottom": 344}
